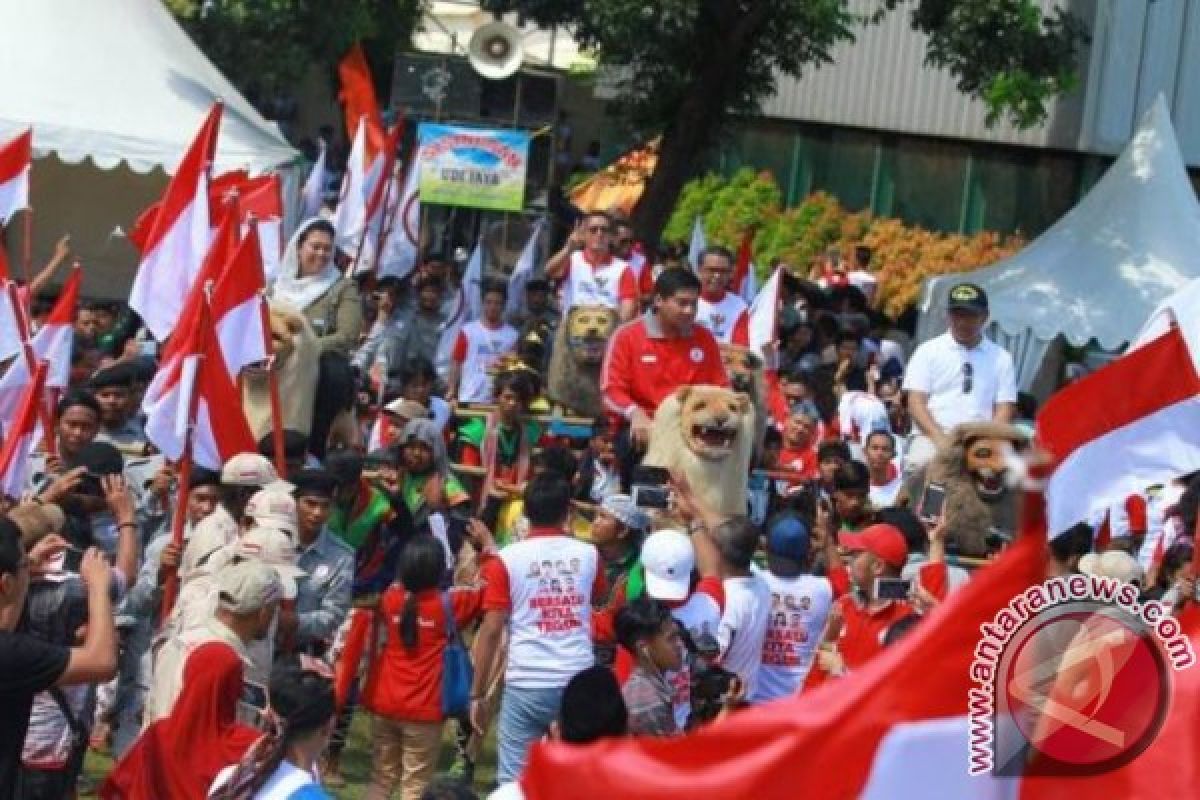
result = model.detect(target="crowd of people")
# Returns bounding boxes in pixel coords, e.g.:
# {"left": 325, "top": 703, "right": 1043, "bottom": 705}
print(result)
{"left": 0, "top": 208, "right": 1196, "bottom": 800}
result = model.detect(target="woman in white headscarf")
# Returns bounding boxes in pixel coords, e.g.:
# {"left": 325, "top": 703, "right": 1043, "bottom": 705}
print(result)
{"left": 271, "top": 217, "right": 363, "bottom": 357}
{"left": 271, "top": 218, "right": 364, "bottom": 457}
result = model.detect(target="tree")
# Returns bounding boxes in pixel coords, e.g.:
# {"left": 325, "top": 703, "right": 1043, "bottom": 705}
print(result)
{"left": 483, "top": 0, "right": 1086, "bottom": 247}
{"left": 166, "top": 0, "right": 422, "bottom": 118}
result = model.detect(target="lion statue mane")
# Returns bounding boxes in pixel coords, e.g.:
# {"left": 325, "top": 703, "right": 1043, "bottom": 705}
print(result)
{"left": 241, "top": 303, "right": 358, "bottom": 449}
{"left": 546, "top": 305, "right": 618, "bottom": 417}
{"left": 912, "top": 421, "right": 1028, "bottom": 557}
{"left": 643, "top": 385, "right": 756, "bottom": 517}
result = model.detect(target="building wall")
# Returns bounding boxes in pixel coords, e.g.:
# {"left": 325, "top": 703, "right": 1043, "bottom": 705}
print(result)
{"left": 762, "top": 0, "right": 1200, "bottom": 166}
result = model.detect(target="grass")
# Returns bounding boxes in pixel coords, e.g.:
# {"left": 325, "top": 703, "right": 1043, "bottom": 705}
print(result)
{"left": 83, "top": 713, "right": 498, "bottom": 799}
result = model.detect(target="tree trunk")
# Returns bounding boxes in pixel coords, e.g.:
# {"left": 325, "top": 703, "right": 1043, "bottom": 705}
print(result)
{"left": 631, "top": 95, "right": 722, "bottom": 251}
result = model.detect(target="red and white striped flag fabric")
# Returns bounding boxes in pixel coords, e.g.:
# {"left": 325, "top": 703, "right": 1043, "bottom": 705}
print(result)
{"left": 732, "top": 229, "right": 757, "bottom": 303}
{"left": 0, "top": 246, "right": 22, "bottom": 361}
{"left": 171, "top": 206, "right": 267, "bottom": 378}
{"left": 0, "top": 129, "right": 31, "bottom": 224}
{"left": 129, "top": 103, "right": 222, "bottom": 341}
{"left": 0, "top": 360, "right": 47, "bottom": 499}
{"left": 333, "top": 118, "right": 382, "bottom": 260}
{"left": 210, "top": 170, "right": 285, "bottom": 284}
{"left": 0, "top": 267, "right": 79, "bottom": 419}
{"left": 142, "top": 288, "right": 256, "bottom": 471}
{"left": 520, "top": 497, "right": 1048, "bottom": 800}
{"left": 1036, "top": 323, "right": 1200, "bottom": 536}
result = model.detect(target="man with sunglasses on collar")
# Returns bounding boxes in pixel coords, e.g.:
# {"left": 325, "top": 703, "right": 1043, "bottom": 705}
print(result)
{"left": 902, "top": 283, "right": 1016, "bottom": 472}
{"left": 544, "top": 210, "right": 638, "bottom": 322}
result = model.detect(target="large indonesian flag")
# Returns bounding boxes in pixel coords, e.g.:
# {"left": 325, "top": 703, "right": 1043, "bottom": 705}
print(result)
{"left": 1036, "top": 322, "right": 1200, "bottom": 535}
{"left": 0, "top": 361, "right": 47, "bottom": 499}
{"left": 0, "top": 266, "right": 80, "bottom": 419}
{"left": 129, "top": 103, "right": 221, "bottom": 341}
{"left": 0, "top": 129, "right": 31, "bottom": 223}
{"left": 520, "top": 496, "right": 1048, "bottom": 800}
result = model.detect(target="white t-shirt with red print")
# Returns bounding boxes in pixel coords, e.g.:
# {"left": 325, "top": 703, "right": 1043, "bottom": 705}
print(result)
{"left": 665, "top": 576, "right": 725, "bottom": 730}
{"left": 696, "top": 291, "right": 749, "bottom": 345}
{"left": 559, "top": 250, "right": 636, "bottom": 313}
{"left": 751, "top": 568, "right": 833, "bottom": 703}
{"left": 452, "top": 319, "right": 519, "bottom": 404}
{"left": 481, "top": 528, "right": 606, "bottom": 689}
{"left": 717, "top": 572, "right": 772, "bottom": 700}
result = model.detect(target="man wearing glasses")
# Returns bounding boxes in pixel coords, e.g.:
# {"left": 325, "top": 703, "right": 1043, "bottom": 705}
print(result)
{"left": 545, "top": 210, "right": 638, "bottom": 322}
{"left": 901, "top": 283, "right": 1016, "bottom": 472}
{"left": 694, "top": 246, "right": 749, "bottom": 345}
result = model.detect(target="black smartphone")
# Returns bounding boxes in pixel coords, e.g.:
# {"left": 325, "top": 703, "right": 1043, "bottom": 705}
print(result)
{"left": 875, "top": 577, "right": 912, "bottom": 601}
{"left": 919, "top": 482, "right": 946, "bottom": 521}
{"left": 632, "top": 484, "right": 671, "bottom": 510}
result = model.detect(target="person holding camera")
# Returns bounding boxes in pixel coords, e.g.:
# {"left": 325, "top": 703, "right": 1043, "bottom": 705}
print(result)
{"left": 615, "top": 597, "right": 683, "bottom": 736}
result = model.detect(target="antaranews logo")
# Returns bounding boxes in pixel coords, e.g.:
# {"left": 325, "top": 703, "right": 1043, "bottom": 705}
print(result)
{"left": 968, "top": 573, "right": 1195, "bottom": 776}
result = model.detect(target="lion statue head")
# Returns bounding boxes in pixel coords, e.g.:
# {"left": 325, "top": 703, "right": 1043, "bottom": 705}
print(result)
{"left": 547, "top": 305, "right": 618, "bottom": 417}
{"left": 564, "top": 306, "right": 617, "bottom": 366}
{"left": 643, "top": 385, "right": 756, "bottom": 516}
{"left": 925, "top": 421, "right": 1029, "bottom": 556}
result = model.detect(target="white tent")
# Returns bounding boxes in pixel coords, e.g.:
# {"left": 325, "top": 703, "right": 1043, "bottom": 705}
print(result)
{"left": 0, "top": 0, "right": 300, "bottom": 297}
{"left": 915, "top": 96, "right": 1200, "bottom": 390}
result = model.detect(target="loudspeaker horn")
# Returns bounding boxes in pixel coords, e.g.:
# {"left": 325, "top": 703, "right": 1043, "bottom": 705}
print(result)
{"left": 468, "top": 20, "right": 523, "bottom": 80}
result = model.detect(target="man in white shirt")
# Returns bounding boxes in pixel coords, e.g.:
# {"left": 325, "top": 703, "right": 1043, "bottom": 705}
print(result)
{"left": 448, "top": 281, "right": 519, "bottom": 405}
{"left": 544, "top": 211, "right": 638, "bottom": 322}
{"left": 902, "top": 283, "right": 1016, "bottom": 471}
{"left": 471, "top": 474, "right": 606, "bottom": 784}
{"left": 712, "top": 517, "right": 771, "bottom": 699}
{"left": 695, "top": 246, "right": 749, "bottom": 345}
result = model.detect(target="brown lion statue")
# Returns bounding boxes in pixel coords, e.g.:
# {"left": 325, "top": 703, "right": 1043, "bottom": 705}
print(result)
{"left": 643, "top": 385, "right": 756, "bottom": 517}
{"left": 546, "top": 305, "right": 618, "bottom": 417}
{"left": 241, "top": 304, "right": 358, "bottom": 449}
{"left": 906, "top": 421, "right": 1029, "bottom": 557}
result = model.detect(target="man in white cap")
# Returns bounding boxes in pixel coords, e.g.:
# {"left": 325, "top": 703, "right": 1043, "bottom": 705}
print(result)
{"left": 243, "top": 487, "right": 298, "bottom": 539}
{"left": 619, "top": 527, "right": 724, "bottom": 731}
{"left": 144, "top": 560, "right": 282, "bottom": 725}
{"left": 219, "top": 452, "right": 294, "bottom": 524}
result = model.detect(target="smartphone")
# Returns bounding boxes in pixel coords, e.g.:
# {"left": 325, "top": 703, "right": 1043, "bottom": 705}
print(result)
{"left": 919, "top": 482, "right": 946, "bottom": 521}
{"left": 632, "top": 484, "right": 671, "bottom": 510}
{"left": 875, "top": 577, "right": 912, "bottom": 601}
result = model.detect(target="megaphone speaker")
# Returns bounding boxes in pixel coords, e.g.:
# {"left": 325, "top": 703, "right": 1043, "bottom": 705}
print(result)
{"left": 468, "top": 20, "right": 523, "bottom": 80}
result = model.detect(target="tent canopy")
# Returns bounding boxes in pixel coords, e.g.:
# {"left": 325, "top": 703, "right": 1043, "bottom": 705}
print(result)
{"left": 916, "top": 97, "right": 1200, "bottom": 360}
{"left": 0, "top": 0, "right": 298, "bottom": 175}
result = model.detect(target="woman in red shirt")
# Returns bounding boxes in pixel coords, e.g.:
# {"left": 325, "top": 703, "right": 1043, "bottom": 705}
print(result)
{"left": 336, "top": 531, "right": 494, "bottom": 800}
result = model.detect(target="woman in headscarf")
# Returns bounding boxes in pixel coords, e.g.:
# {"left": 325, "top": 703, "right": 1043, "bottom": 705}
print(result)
{"left": 100, "top": 642, "right": 259, "bottom": 800}
{"left": 271, "top": 218, "right": 364, "bottom": 457}
{"left": 398, "top": 419, "right": 471, "bottom": 530}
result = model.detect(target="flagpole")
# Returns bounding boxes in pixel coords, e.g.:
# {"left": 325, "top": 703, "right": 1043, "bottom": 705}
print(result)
{"left": 159, "top": 289, "right": 210, "bottom": 622}
{"left": 20, "top": 209, "right": 31, "bottom": 284}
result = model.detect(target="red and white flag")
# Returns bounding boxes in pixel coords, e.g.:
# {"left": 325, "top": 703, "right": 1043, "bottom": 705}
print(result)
{"left": 142, "top": 289, "right": 256, "bottom": 471}
{"left": 0, "top": 129, "right": 31, "bottom": 224}
{"left": 338, "top": 43, "right": 386, "bottom": 162}
{"left": 129, "top": 103, "right": 222, "bottom": 341}
{"left": 0, "top": 267, "right": 79, "bottom": 420}
{"left": 211, "top": 171, "right": 285, "bottom": 284}
{"left": 1036, "top": 322, "right": 1200, "bottom": 536}
{"left": 333, "top": 118, "right": 383, "bottom": 260}
{"left": 733, "top": 229, "right": 757, "bottom": 303}
{"left": 747, "top": 265, "right": 782, "bottom": 365}
{"left": 0, "top": 248, "right": 22, "bottom": 361}
{"left": 520, "top": 496, "right": 1048, "bottom": 800}
{"left": 0, "top": 361, "right": 47, "bottom": 499}
{"left": 172, "top": 205, "right": 267, "bottom": 378}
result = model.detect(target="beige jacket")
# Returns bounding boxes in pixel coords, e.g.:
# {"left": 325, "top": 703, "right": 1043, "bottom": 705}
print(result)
{"left": 302, "top": 276, "right": 363, "bottom": 357}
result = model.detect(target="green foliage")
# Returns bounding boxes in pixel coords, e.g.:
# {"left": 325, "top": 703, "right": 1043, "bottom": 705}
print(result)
{"left": 668, "top": 173, "right": 1023, "bottom": 311}
{"left": 166, "top": 0, "right": 422, "bottom": 107}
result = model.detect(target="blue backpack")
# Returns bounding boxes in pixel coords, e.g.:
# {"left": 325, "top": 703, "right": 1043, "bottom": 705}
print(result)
{"left": 440, "top": 592, "right": 474, "bottom": 717}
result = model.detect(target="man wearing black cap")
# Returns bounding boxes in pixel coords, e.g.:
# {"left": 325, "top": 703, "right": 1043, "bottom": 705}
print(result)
{"left": 506, "top": 277, "right": 559, "bottom": 335}
{"left": 89, "top": 362, "right": 147, "bottom": 456}
{"left": 902, "top": 282, "right": 1016, "bottom": 471}
{"left": 284, "top": 468, "right": 352, "bottom": 657}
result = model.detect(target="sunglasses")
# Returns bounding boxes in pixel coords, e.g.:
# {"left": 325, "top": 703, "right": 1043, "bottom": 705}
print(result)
{"left": 962, "top": 362, "right": 974, "bottom": 394}
{"left": 587, "top": 225, "right": 611, "bottom": 234}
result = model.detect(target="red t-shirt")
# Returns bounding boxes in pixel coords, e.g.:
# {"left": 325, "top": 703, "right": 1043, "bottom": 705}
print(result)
{"left": 359, "top": 584, "right": 487, "bottom": 722}
{"left": 777, "top": 443, "right": 819, "bottom": 482}
{"left": 600, "top": 313, "right": 729, "bottom": 418}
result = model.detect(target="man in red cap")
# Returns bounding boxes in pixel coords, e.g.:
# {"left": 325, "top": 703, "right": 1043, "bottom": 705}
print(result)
{"left": 805, "top": 523, "right": 915, "bottom": 689}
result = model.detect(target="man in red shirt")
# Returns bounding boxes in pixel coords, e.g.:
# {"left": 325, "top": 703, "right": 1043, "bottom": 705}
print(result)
{"left": 600, "top": 268, "right": 728, "bottom": 448}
